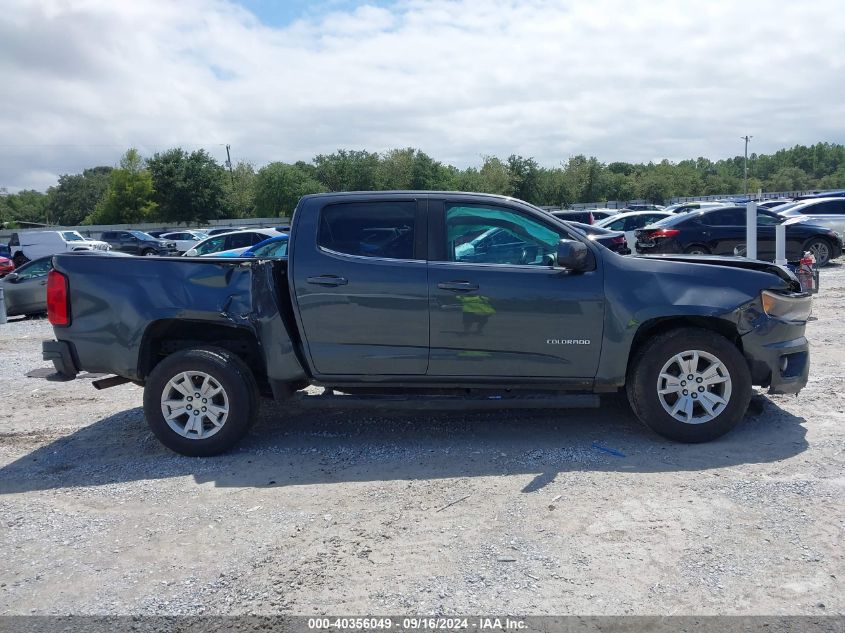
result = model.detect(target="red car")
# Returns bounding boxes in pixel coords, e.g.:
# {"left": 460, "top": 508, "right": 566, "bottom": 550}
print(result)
{"left": 0, "top": 256, "right": 14, "bottom": 278}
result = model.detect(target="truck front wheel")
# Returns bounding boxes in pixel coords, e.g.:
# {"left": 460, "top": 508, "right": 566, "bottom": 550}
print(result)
{"left": 143, "top": 347, "right": 259, "bottom": 456}
{"left": 626, "top": 327, "right": 751, "bottom": 442}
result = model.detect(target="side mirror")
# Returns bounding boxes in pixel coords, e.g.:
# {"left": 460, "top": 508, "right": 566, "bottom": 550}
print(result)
{"left": 4, "top": 272, "right": 19, "bottom": 283}
{"left": 556, "top": 239, "right": 592, "bottom": 272}
{"left": 184, "top": 248, "right": 198, "bottom": 257}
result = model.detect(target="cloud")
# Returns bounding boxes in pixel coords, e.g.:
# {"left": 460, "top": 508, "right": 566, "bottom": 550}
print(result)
{"left": 2, "top": 0, "right": 844, "bottom": 191}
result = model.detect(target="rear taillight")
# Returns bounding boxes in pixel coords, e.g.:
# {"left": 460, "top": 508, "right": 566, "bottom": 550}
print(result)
{"left": 649, "top": 229, "right": 680, "bottom": 238}
{"left": 47, "top": 269, "right": 70, "bottom": 326}
{"left": 611, "top": 236, "right": 626, "bottom": 244}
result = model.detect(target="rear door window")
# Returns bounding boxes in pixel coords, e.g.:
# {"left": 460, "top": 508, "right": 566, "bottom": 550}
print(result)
{"left": 318, "top": 201, "right": 417, "bottom": 260}
{"left": 805, "top": 200, "right": 845, "bottom": 215}
{"left": 226, "top": 232, "right": 262, "bottom": 250}
{"left": 702, "top": 209, "right": 744, "bottom": 226}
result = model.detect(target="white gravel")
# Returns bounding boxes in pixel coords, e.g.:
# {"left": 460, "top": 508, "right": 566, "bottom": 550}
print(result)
{"left": 0, "top": 264, "right": 843, "bottom": 616}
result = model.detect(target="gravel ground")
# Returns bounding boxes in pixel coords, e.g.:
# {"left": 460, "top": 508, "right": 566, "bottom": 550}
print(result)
{"left": 0, "top": 265, "right": 843, "bottom": 616}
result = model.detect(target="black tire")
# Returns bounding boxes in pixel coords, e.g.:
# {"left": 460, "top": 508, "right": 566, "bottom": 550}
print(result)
{"left": 143, "top": 346, "right": 259, "bottom": 456}
{"left": 141, "top": 249, "right": 157, "bottom": 257}
{"left": 683, "top": 244, "right": 711, "bottom": 255}
{"left": 803, "top": 238, "right": 832, "bottom": 267}
{"left": 626, "top": 327, "right": 752, "bottom": 443}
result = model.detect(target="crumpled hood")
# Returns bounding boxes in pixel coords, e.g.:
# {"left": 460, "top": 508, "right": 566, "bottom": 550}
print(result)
{"left": 635, "top": 254, "right": 800, "bottom": 290}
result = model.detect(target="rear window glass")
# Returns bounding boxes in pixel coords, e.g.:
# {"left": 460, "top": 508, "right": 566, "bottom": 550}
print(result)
{"left": 318, "top": 201, "right": 416, "bottom": 260}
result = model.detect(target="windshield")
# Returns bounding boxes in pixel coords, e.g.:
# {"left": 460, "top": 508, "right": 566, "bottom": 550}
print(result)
{"left": 769, "top": 202, "right": 800, "bottom": 213}
{"left": 647, "top": 213, "right": 692, "bottom": 227}
{"left": 129, "top": 230, "right": 155, "bottom": 240}
{"left": 62, "top": 231, "right": 85, "bottom": 241}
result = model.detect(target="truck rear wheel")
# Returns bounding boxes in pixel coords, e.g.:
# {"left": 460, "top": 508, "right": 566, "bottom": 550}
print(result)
{"left": 626, "top": 327, "right": 751, "bottom": 443}
{"left": 143, "top": 346, "right": 259, "bottom": 456}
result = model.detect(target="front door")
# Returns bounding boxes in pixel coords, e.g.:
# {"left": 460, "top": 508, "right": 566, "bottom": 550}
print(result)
{"left": 427, "top": 201, "right": 605, "bottom": 378}
{"left": 4, "top": 257, "right": 51, "bottom": 314}
{"left": 292, "top": 198, "right": 429, "bottom": 376}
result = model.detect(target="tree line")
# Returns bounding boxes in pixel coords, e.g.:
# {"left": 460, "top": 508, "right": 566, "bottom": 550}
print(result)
{"left": 2, "top": 142, "right": 845, "bottom": 227}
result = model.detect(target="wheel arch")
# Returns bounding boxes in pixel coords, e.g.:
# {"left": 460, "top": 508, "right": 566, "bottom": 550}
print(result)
{"left": 138, "top": 319, "right": 266, "bottom": 387}
{"left": 627, "top": 316, "right": 741, "bottom": 379}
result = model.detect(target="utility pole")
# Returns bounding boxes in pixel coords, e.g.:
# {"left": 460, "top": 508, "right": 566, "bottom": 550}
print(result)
{"left": 742, "top": 135, "right": 753, "bottom": 196}
{"left": 225, "top": 144, "right": 235, "bottom": 188}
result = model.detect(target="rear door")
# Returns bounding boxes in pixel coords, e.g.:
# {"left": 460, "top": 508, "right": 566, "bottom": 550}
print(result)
{"left": 291, "top": 198, "right": 429, "bottom": 376}
{"left": 699, "top": 208, "right": 746, "bottom": 255}
{"left": 427, "top": 200, "right": 604, "bottom": 378}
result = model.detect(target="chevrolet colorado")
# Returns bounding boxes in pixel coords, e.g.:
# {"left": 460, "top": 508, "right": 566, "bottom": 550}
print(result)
{"left": 43, "top": 192, "right": 811, "bottom": 456}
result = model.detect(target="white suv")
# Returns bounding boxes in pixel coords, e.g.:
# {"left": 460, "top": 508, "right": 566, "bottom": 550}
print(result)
{"left": 9, "top": 230, "right": 110, "bottom": 266}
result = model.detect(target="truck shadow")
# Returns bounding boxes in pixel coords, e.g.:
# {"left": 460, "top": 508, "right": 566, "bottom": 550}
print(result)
{"left": 0, "top": 396, "right": 808, "bottom": 495}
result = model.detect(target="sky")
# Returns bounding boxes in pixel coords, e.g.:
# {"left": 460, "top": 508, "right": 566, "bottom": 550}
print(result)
{"left": 2, "top": 0, "right": 844, "bottom": 192}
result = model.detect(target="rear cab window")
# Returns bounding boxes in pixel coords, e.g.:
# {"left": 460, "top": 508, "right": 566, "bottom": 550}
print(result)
{"left": 318, "top": 201, "right": 418, "bottom": 260}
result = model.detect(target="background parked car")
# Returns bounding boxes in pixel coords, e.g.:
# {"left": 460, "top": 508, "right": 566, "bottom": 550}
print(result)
{"left": 158, "top": 230, "right": 207, "bottom": 253}
{"left": 214, "top": 234, "right": 290, "bottom": 258}
{"left": 204, "top": 226, "right": 248, "bottom": 236}
{"left": 775, "top": 197, "right": 845, "bottom": 236}
{"left": 758, "top": 199, "right": 793, "bottom": 210}
{"left": 550, "top": 209, "right": 617, "bottom": 224}
{"left": 622, "top": 203, "right": 665, "bottom": 212}
{"left": 0, "top": 256, "right": 14, "bottom": 278}
{"left": 794, "top": 190, "right": 845, "bottom": 201}
{"left": 564, "top": 222, "right": 630, "bottom": 254}
{"left": 8, "top": 230, "right": 110, "bottom": 266}
{"left": 185, "top": 229, "right": 285, "bottom": 257}
{"left": 663, "top": 201, "right": 726, "bottom": 214}
{"left": 100, "top": 230, "right": 179, "bottom": 256}
{"left": 635, "top": 206, "right": 843, "bottom": 265}
{"left": 595, "top": 210, "right": 673, "bottom": 252}
{"left": 0, "top": 256, "right": 52, "bottom": 316}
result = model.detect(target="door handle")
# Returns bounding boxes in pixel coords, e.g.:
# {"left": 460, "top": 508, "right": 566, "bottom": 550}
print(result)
{"left": 306, "top": 275, "right": 348, "bottom": 287}
{"left": 437, "top": 281, "right": 478, "bottom": 292}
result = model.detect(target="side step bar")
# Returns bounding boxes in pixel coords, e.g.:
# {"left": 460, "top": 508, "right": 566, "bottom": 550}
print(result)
{"left": 291, "top": 392, "right": 601, "bottom": 411}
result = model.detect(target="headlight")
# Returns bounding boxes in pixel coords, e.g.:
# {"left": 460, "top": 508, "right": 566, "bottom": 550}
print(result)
{"left": 761, "top": 290, "right": 812, "bottom": 322}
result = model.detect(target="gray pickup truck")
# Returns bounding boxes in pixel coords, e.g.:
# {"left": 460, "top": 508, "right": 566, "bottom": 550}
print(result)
{"left": 42, "top": 192, "right": 811, "bottom": 456}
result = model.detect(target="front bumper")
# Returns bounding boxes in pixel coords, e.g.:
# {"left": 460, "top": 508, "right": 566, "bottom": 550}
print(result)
{"left": 42, "top": 339, "right": 78, "bottom": 378}
{"left": 742, "top": 327, "right": 809, "bottom": 395}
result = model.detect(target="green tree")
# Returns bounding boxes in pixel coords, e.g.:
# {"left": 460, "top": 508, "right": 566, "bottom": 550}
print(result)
{"left": 147, "top": 148, "right": 227, "bottom": 224}
{"left": 253, "top": 162, "right": 325, "bottom": 217}
{"left": 0, "top": 189, "right": 49, "bottom": 225}
{"left": 45, "top": 166, "right": 112, "bottom": 226}
{"left": 314, "top": 150, "right": 380, "bottom": 191}
{"left": 222, "top": 161, "right": 257, "bottom": 218}
{"left": 477, "top": 156, "right": 512, "bottom": 195}
{"left": 507, "top": 155, "right": 541, "bottom": 203}
{"left": 87, "top": 149, "right": 157, "bottom": 224}
{"left": 767, "top": 167, "right": 811, "bottom": 191}
{"left": 816, "top": 167, "right": 845, "bottom": 190}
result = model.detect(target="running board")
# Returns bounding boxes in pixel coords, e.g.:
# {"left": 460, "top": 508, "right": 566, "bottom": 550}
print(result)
{"left": 291, "top": 393, "right": 601, "bottom": 411}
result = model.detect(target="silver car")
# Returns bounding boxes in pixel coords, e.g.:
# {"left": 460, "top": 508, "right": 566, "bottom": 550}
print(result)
{"left": 0, "top": 256, "right": 52, "bottom": 316}
{"left": 777, "top": 197, "right": 845, "bottom": 236}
